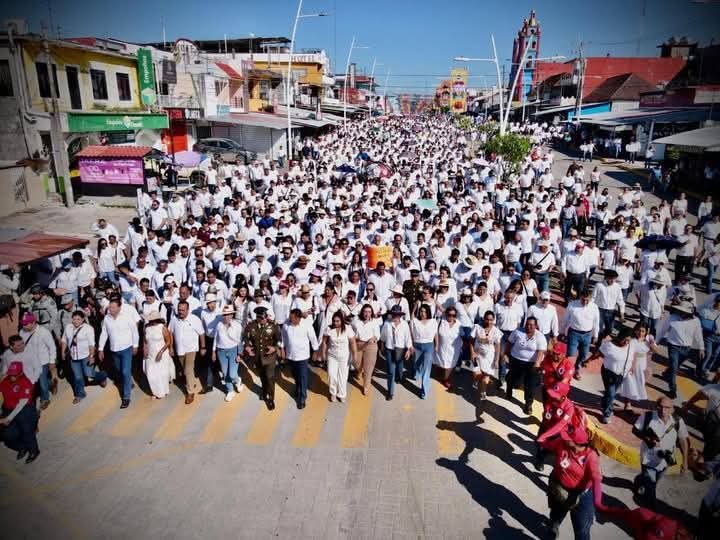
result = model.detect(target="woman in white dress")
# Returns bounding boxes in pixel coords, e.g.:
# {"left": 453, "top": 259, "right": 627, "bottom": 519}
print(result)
{"left": 470, "top": 310, "right": 503, "bottom": 399}
{"left": 619, "top": 323, "right": 658, "bottom": 412}
{"left": 321, "top": 310, "right": 357, "bottom": 402}
{"left": 435, "top": 307, "right": 463, "bottom": 390}
{"left": 143, "top": 311, "right": 175, "bottom": 399}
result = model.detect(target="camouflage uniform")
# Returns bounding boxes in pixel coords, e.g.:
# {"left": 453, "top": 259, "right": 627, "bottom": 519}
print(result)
{"left": 402, "top": 278, "right": 426, "bottom": 315}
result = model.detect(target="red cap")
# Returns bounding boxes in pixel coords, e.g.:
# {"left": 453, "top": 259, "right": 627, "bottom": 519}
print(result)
{"left": 553, "top": 341, "right": 568, "bottom": 356}
{"left": 6, "top": 361, "right": 23, "bottom": 376}
{"left": 21, "top": 312, "right": 36, "bottom": 325}
{"left": 546, "top": 382, "right": 571, "bottom": 401}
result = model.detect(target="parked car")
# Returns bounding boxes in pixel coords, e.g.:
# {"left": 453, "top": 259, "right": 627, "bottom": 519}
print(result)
{"left": 193, "top": 138, "right": 256, "bottom": 163}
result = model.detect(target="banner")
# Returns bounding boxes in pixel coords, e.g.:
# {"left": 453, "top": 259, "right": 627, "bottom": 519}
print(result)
{"left": 67, "top": 113, "right": 169, "bottom": 132}
{"left": 450, "top": 68, "right": 467, "bottom": 113}
{"left": 79, "top": 158, "right": 145, "bottom": 185}
{"left": 137, "top": 48, "right": 157, "bottom": 106}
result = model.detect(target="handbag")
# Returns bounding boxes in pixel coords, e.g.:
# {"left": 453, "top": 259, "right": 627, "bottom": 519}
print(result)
{"left": 700, "top": 313, "right": 720, "bottom": 335}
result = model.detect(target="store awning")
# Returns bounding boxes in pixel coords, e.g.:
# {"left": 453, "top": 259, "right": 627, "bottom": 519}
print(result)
{"left": 0, "top": 231, "right": 89, "bottom": 266}
{"left": 533, "top": 102, "right": 606, "bottom": 116}
{"left": 76, "top": 145, "right": 153, "bottom": 158}
{"left": 576, "top": 107, "right": 717, "bottom": 127}
{"left": 654, "top": 126, "right": 720, "bottom": 152}
{"left": 205, "top": 113, "right": 302, "bottom": 130}
{"left": 214, "top": 63, "right": 244, "bottom": 80}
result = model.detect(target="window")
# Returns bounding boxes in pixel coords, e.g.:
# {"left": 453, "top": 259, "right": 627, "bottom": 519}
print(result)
{"left": 158, "top": 81, "right": 169, "bottom": 96}
{"left": 259, "top": 80, "right": 269, "bottom": 100}
{"left": 214, "top": 79, "right": 227, "bottom": 96}
{"left": 90, "top": 69, "right": 108, "bottom": 100}
{"left": 35, "top": 62, "right": 59, "bottom": 98}
{"left": 116, "top": 73, "right": 131, "bottom": 101}
{"left": 530, "top": 40, "right": 536, "bottom": 49}
{"left": 0, "top": 60, "right": 12, "bottom": 96}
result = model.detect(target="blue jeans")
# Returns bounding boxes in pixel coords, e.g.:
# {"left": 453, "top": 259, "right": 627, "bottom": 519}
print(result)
{"left": 549, "top": 486, "right": 594, "bottom": 540}
{"left": 217, "top": 347, "right": 240, "bottom": 393}
{"left": 121, "top": 291, "right": 134, "bottom": 304}
{"left": 595, "top": 223, "right": 606, "bottom": 246}
{"left": 70, "top": 357, "right": 108, "bottom": 398}
{"left": 703, "top": 334, "right": 720, "bottom": 374}
{"left": 37, "top": 364, "right": 51, "bottom": 402}
{"left": 385, "top": 348, "right": 406, "bottom": 397}
{"left": 1, "top": 403, "right": 39, "bottom": 454}
{"left": 413, "top": 342, "right": 435, "bottom": 399}
{"left": 111, "top": 346, "right": 133, "bottom": 401}
{"left": 101, "top": 271, "right": 118, "bottom": 286}
{"left": 567, "top": 329, "right": 592, "bottom": 372}
{"left": 601, "top": 365, "right": 622, "bottom": 419}
{"left": 290, "top": 359, "right": 309, "bottom": 403}
{"left": 534, "top": 272, "right": 550, "bottom": 293}
{"left": 598, "top": 308, "right": 616, "bottom": 340}
{"left": 564, "top": 273, "right": 586, "bottom": 304}
{"left": 499, "top": 331, "right": 512, "bottom": 383}
{"left": 707, "top": 261, "right": 716, "bottom": 294}
{"left": 636, "top": 466, "right": 665, "bottom": 510}
{"left": 561, "top": 218, "right": 574, "bottom": 238}
{"left": 666, "top": 344, "right": 689, "bottom": 395}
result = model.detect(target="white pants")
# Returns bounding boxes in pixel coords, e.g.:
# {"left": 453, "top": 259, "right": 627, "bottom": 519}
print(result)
{"left": 327, "top": 354, "right": 350, "bottom": 399}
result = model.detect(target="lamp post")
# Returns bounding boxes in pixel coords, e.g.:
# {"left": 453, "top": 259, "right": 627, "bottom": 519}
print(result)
{"left": 343, "top": 36, "right": 369, "bottom": 127}
{"left": 286, "top": 0, "right": 327, "bottom": 161}
{"left": 369, "top": 58, "right": 383, "bottom": 115}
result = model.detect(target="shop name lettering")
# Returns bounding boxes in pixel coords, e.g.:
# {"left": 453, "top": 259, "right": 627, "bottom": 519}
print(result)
{"left": 140, "top": 55, "right": 153, "bottom": 85}
{"left": 106, "top": 116, "right": 144, "bottom": 129}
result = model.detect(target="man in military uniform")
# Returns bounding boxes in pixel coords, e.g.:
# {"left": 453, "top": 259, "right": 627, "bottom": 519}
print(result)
{"left": 20, "top": 284, "right": 60, "bottom": 340}
{"left": 402, "top": 268, "right": 425, "bottom": 315}
{"left": 243, "top": 306, "right": 281, "bottom": 410}
{"left": 56, "top": 294, "right": 76, "bottom": 378}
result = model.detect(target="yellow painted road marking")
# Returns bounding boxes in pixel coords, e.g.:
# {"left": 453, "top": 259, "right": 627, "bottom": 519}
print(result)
{"left": 66, "top": 387, "right": 119, "bottom": 434}
{"left": 109, "top": 395, "right": 159, "bottom": 438}
{"left": 677, "top": 373, "right": 701, "bottom": 402}
{"left": 38, "top": 386, "right": 74, "bottom": 431}
{"left": 340, "top": 383, "right": 373, "bottom": 448}
{"left": 154, "top": 397, "right": 202, "bottom": 440}
{"left": 245, "top": 368, "right": 291, "bottom": 445}
{"left": 292, "top": 366, "right": 330, "bottom": 448}
{"left": 435, "top": 379, "right": 464, "bottom": 456}
{"left": 200, "top": 388, "right": 250, "bottom": 443}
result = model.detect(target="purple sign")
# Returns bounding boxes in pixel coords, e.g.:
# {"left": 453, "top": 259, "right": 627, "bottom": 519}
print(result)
{"left": 79, "top": 158, "right": 145, "bottom": 185}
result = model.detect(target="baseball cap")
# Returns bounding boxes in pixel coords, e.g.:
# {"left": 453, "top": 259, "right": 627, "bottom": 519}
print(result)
{"left": 7, "top": 361, "right": 23, "bottom": 376}
{"left": 540, "top": 291, "right": 551, "bottom": 300}
{"left": 21, "top": 312, "right": 36, "bottom": 325}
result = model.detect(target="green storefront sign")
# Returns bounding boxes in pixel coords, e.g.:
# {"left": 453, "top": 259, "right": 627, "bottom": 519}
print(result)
{"left": 67, "top": 113, "right": 169, "bottom": 132}
{"left": 137, "top": 48, "right": 157, "bottom": 106}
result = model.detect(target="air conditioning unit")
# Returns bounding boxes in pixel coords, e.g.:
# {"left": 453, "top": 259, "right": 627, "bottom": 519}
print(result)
{"left": 4, "top": 19, "right": 29, "bottom": 35}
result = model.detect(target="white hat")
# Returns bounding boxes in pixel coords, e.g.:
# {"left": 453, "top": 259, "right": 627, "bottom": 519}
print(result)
{"left": 540, "top": 291, "right": 552, "bottom": 300}
{"left": 674, "top": 301, "right": 695, "bottom": 315}
{"left": 391, "top": 285, "right": 404, "bottom": 295}
{"left": 205, "top": 293, "right": 218, "bottom": 304}
{"left": 164, "top": 274, "right": 176, "bottom": 284}
{"left": 144, "top": 311, "right": 164, "bottom": 323}
{"left": 221, "top": 305, "right": 235, "bottom": 316}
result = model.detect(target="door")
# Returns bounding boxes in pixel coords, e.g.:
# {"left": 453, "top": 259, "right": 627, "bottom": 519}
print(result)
{"left": 66, "top": 66, "right": 82, "bottom": 110}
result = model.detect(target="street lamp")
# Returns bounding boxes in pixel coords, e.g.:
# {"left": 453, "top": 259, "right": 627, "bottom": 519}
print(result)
{"left": 286, "top": 0, "right": 328, "bottom": 161}
{"left": 343, "top": 36, "right": 370, "bottom": 126}
{"left": 453, "top": 34, "right": 505, "bottom": 133}
{"left": 369, "top": 58, "right": 383, "bottom": 115}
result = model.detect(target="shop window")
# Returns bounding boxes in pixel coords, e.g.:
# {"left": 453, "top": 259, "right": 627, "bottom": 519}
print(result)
{"left": 116, "top": 73, "right": 131, "bottom": 101}
{"left": 36, "top": 61, "right": 59, "bottom": 98}
{"left": 90, "top": 69, "right": 108, "bottom": 100}
{"left": 259, "top": 80, "right": 269, "bottom": 101}
{"left": 0, "top": 60, "right": 12, "bottom": 96}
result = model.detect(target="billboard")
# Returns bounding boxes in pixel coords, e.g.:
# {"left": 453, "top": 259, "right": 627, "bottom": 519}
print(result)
{"left": 450, "top": 68, "right": 467, "bottom": 113}
{"left": 137, "top": 48, "right": 157, "bottom": 106}
{"left": 79, "top": 158, "right": 145, "bottom": 185}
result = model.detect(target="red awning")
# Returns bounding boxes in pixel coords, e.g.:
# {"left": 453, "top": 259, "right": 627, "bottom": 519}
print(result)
{"left": 215, "top": 62, "right": 244, "bottom": 80}
{"left": 76, "top": 145, "right": 153, "bottom": 159}
{"left": 0, "top": 232, "right": 89, "bottom": 266}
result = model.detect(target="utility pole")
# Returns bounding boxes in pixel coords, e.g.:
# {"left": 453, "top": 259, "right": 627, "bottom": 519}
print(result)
{"left": 43, "top": 28, "right": 73, "bottom": 207}
{"left": 573, "top": 41, "right": 586, "bottom": 123}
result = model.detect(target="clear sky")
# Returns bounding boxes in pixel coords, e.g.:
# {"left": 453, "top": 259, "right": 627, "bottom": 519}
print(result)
{"left": 4, "top": 0, "right": 720, "bottom": 94}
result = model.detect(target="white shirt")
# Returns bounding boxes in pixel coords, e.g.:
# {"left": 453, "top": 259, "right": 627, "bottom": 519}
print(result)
{"left": 352, "top": 318, "right": 381, "bottom": 342}
{"left": 528, "top": 303, "right": 559, "bottom": 337}
{"left": 634, "top": 411, "right": 688, "bottom": 472}
{"left": 562, "top": 251, "right": 589, "bottom": 274}
{"left": 62, "top": 323, "right": 95, "bottom": 360}
{"left": 494, "top": 301, "right": 524, "bottom": 332}
{"left": 380, "top": 319, "right": 412, "bottom": 349}
{"left": 200, "top": 307, "right": 222, "bottom": 337}
{"left": 0, "top": 349, "right": 42, "bottom": 383}
{"left": 561, "top": 300, "right": 600, "bottom": 338}
{"left": 599, "top": 340, "right": 636, "bottom": 375}
{"left": 657, "top": 314, "right": 704, "bottom": 350}
{"left": 19, "top": 325, "right": 56, "bottom": 366}
{"left": 592, "top": 281, "right": 626, "bottom": 315}
{"left": 411, "top": 318, "right": 438, "bottom": 344}
{"left": 99, "top": 312, "right": 140, "bottom": 352}
{"left": 213, "top": 319, "right": 243, "bottom": 350}
{"left": 282, "top": 322, "right": 320, "bottom": 360}
{"left": 508, "top": 329, "right": 547, "bottom": 363}
{"left": 169, "top": 314, "right": 204, "bottom": 355}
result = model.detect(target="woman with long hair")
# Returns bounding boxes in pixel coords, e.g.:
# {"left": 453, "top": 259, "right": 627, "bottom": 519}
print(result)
{"left": 352, "top": 304, "right": 381, "bottom": 395}
{"left": 321, "top": 310, "right": 357, "bottom": 402}
{"left": 142, "top": 311, "right": 175, "bottom": 399}
{"left": 411, "top": 304, "right": 439, "bottom": 399}
{"left": 618, "top": 323, "right": 657, "bottom": 412}
{"left": 95, "top": 237, "right": 119, "bottom": 285}
{"left": 361, "top": 282, "right": 386, "bottom": 320}
{"left": 232, "top": 284, "right": 252, "bottom": 327}
{"left": 347, "top": 251, "right": 366, "bottom": 282}
{"left": 470, "top": 310, "right": 503, "bottom": 399}
{"left": 435, "top": 306, "right": 462, "bottom": 389}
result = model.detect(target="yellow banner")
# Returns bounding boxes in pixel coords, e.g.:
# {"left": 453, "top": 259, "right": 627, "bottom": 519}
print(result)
{"left": 450, "top": 68, "right": 467, "bottom": 113}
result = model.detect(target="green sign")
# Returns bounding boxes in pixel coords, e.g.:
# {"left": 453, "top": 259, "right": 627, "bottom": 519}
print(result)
{"left": 67, "top": 113, "right": 169, "bottom": 132}
{"left": 137, "top": 48, "right": 157, "bottom": 106}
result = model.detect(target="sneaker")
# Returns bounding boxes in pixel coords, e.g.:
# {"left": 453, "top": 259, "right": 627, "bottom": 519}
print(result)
{"left": 120, "top": 399, "right": 130, "bottom": 409}
{"left": 72, "top": 397, "right": 84, "bottom": 404}
{"left": 234, "top": 382, "right": 245, "bottom": 393}
{"left": 601, "top": 415, "right": 611, "bottom": 424}
{"left": 479, "top": 391, "right": 487, "bottom": 400}
{"left": 39, "top": 400, "right": 50, "bottom": 410}
{"left": 267, "top": 399, "right": 275, "bottom": 411}
{"left": 25, "top": 451, "right": 40, "bottom": 464}
{"left": 224, "top": 391, "right": 235, "bottom": 402}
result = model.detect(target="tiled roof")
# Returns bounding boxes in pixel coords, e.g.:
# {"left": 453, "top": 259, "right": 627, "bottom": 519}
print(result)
{"left": 76, "top": 145, "right": 153, "bottom": 158}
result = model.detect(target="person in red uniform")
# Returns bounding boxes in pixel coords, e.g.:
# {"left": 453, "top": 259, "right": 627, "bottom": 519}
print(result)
{"left": 541, "top": 341, "right": 575, "bottom": 396}
{"left": 546, "top": 425, "right": 607, "bottom": 540}
{"left": 0, "top": 361, "right": 40, "bottom": 463}
{"left": 602, "top": 506, "right": 691, "bottom": 540}
{"left": 536, "top": 382, "right": 575, "bottom": 469}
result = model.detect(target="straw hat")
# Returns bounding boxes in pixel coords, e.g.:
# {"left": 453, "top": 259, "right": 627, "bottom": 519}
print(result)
{"left": 144, "top": 311, "right": 164, "bottom": 323}
{"left": 221, "top": 305, "right": 235, "bottom": 316}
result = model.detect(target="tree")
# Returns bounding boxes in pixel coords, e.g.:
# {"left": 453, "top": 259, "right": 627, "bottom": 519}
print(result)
{"left": 456, "top": 115, "right": 473, "bottom": 132}
{"left": 484, "top": 133, "right": 531, "bottom": 179}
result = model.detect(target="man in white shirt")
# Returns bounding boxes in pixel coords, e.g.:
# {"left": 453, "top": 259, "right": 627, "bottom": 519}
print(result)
{"left": 657, "top": 301, "right": 704, "bottom": 399}
{"left": 561, "top": 242, "right": 589, "bottom": 305}
{"left": 169, "top": 300, "right": 206, "bottom": 404}
{"left": 637, "top": 277, "right": 667, "bottom": 337}
{"left": 368, "top": 262, "right": 396, "bottom": 302}
{"left": 593, "top": 269, "right": 625, "bottom": 341}
{"left": 494, "top": 291, "right": 525, "bottom": 388}
{"left": 213, "top": 305, "right": 245, "bottom": 402}
{"left": 632, "top": 397, "right": 689, "bottom": 508}
{"left": 98, "top": 297, "right": 139, "bottom": 409}
{"left": 19, "top": 312, "right": 58, "bottom": 410}
{"left": 527, "top": 291, "right": 559, "bottom": 342}
{"left": 199, "top": 294, "right": 222, "bottom": 394}
{"left": 561, "top": 289, "right": 600, "bottom": 379}
{"left": 379, "top": 305, "right": 413, "bottom": 400}
{"left": 281, "top": 308, "right": 319, "bottom": 409}
{"left": 0, "top": 335, "right": 42, "bottom": 386}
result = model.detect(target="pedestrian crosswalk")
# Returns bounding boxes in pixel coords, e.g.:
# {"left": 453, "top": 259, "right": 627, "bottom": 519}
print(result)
{"left": 35, "top": 364, "right": 704, "bottom": 455}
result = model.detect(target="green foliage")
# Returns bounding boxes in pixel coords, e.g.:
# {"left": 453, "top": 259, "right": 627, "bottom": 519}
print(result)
{"left": 455, "top": 115, "right": 473, "bottom": 132}
{"left": 484, "top": 133, "right": 531, "bottom": 174}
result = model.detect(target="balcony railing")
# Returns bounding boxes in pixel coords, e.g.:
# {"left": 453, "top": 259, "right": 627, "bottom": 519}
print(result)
{"left": 156, "top": 94, "right": 203, "bottom": 109}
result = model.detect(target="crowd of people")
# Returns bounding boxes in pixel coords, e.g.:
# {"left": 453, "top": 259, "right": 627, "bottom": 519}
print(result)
{"left": 0, "top": 113, "right": 719, "bottom": 538}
